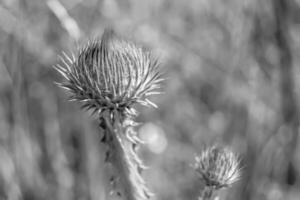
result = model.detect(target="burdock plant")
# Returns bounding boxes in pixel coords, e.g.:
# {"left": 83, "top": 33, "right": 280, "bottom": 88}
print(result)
{"left": 193, "top": 145, "right": 241, "bottom": 200}
{"left": 55, "top": 29, "right": 163, "bottom": 200}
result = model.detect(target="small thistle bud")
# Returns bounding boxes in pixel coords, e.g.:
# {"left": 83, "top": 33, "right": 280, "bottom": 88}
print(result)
{"left": 55, "top": 29, "right": 162, "bottom": 117}
{"left": 194, "top": 145, "right": 241, "bottom": 189}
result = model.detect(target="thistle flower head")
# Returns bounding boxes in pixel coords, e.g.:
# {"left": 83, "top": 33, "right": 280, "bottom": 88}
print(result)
{"left": 55, "top": 29, "right": 162, "bottom": 116}
{"left": 194, "top": 145, "right": 241, "bottom": 189}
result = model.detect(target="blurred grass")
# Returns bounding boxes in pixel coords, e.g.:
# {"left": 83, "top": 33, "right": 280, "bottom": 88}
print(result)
{"left": 1, "top": 0, "right": 300, "bottom": 200}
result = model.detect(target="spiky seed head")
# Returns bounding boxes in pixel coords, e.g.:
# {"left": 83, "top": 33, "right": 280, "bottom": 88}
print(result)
{"left": 55, "top": 29, "right": 163, "bottom": 116}
{"left": 194, "top": 145, "right": 241, "bottom": 189}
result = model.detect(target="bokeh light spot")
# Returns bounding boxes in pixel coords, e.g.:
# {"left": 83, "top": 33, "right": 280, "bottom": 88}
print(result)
{"left": 139, "top": 123, "right": 168, "bottom": 154}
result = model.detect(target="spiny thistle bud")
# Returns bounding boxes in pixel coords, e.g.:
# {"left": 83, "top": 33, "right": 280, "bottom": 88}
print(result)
{"left": 55, "top": 29, "right": 163, "bottom": 200}
{"left": 55, "top": 29, "right": 163, "bottom": 117}
{"left": 194, "top": 145, "right": 241, "bottom": 189}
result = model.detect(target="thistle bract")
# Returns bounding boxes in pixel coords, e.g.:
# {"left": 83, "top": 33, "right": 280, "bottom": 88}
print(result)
{"left": 55, "top": 29, "right": 162, "bottom": 116}
{"left": 194, "top": 145, "right": 240, "bottom": 189}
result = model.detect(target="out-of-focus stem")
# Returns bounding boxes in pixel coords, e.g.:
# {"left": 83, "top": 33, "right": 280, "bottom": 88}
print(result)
{"left": 273, "top": 0, "right": 299, "bottom": 184}
{"left": 47, "top": 0, "right": 81, "bottom": 40}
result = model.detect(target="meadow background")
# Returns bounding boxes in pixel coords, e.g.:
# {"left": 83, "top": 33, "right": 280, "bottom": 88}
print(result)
{"left": 1, "top": 0, "right": 300, "bottom": 199}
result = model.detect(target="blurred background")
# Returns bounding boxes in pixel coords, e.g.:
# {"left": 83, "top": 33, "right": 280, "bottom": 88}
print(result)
{"left": 1, "top": 0, "right": 300, "bottom": 199}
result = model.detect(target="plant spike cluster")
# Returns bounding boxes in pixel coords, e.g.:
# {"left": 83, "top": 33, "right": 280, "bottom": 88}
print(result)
{"left": 194, "top": 145, "right": 241, "bottom": 199}
{"left": 55, "top": 29, "right": 163, "bottom": 200}
{"left": 55, "top": 29, "right": 162, "bottom": 118}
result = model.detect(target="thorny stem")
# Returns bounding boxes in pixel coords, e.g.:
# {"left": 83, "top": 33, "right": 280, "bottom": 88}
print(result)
{"left": 102, "top": 113, "right": 134, "bottom": 200}
{"left": 99, "top": 110, "right": 150, "bottom": 200}
{"left": 199, "top": 186, "right": 215, "bottom": 200}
